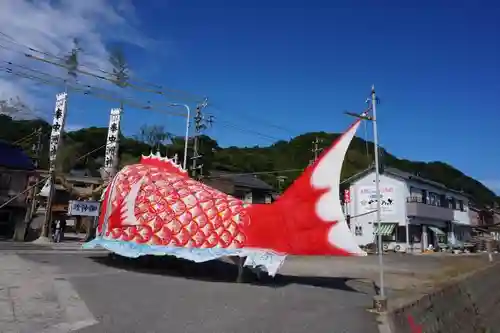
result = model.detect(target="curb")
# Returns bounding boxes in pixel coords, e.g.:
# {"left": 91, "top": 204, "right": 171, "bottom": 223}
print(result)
{"left": 376, "top": 312, "right": 393, "bottom": 333}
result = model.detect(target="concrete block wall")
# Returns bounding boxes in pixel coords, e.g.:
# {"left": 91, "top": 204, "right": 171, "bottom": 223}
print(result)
{"left": 386, "top": 262, "right": 500, "bottom": 333}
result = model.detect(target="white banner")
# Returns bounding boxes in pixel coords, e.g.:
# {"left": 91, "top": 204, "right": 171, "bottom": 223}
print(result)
{"left": 357, "top": 185, "right": 396, "bottom": 215}
{"left": 48, "top": 92, "right": 68, "bottom": 171}
{"left": 68, "top": 200, "right": 100, "bottom": 217}
{"left": 104, "top": 108, "right": 122, "bottom": 172}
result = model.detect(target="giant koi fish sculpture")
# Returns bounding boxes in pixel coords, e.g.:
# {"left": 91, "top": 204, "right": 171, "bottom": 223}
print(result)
{"left": 84, "top": 118, "right": 367, "bottom": 276}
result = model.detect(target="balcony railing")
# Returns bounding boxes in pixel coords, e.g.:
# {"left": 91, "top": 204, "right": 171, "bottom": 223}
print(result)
{"left": 406, "top": 196, "right": 454, "bottom": 221}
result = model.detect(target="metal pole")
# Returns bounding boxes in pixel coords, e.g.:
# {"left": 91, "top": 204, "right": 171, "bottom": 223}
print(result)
{"left": 183, "top": 105, "right": 190, "bottom": 170}
{"left": 405, "top": 218, "right": 410, "bottom": 253}
{"left": 169, "top": 103, "right": 190, "bottom": 170}
{"left": 371, "top": 85, "right": 385, "bottom": 298}
{"left": 42, "top": 174, "right": 55, "bottom": 238}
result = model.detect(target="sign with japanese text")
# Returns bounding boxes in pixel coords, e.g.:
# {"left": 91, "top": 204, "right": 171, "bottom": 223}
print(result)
{"left": 68, "top": 200, "right": 100, "bottom": 217}
{"left": 104, "top": 108, "right": 122, "bottom": 172}
{"left": 49, "top": 92, "right": 68, "bottom": 172}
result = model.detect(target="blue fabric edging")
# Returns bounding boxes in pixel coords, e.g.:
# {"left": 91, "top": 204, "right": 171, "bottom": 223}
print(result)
{"left": 83, "top": 237, "right": 287, "bottom": 276}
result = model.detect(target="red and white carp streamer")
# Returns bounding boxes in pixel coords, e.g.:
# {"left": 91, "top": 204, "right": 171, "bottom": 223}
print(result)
{"left": 85, "top": 119, "right": 366, "bottom": 276}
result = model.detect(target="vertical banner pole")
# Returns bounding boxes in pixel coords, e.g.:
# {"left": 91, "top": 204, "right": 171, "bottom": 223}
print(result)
{"left": 37, "top": 92, "right": 68, "bottom": 242}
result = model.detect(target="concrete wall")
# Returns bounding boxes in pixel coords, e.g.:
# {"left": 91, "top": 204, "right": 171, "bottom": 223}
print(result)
{"left": 386, "top": 262, "right": 500, "bottom": 333}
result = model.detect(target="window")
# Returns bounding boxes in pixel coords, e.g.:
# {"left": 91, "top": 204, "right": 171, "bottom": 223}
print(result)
{"left": 421, "top": 189, "right": 428, "bottom": 204}
{"left": 429, "top": 192, "right": 440, "bottom": 206}
{"left": 458, "top": 200, "right": 464, "bottom": 212}
{"left": 0, "top": 211, "right": 11, "bottom": 224}
{"left": 410, "top": 187, "right": 422, "bottom": 201}
{"left": 439, "top": 194, "right": 447, "bottom": 207}
{"left": 446, "top": 197, "right": 453, "bottom": 209}
{"left": 451, "top": 198, "right": 457, "bottom": 210}
{"left": 0, "top": 174, "right": 12, "bottom": 190}
{"left": 354, "top": 226, "right": 363, "bottom": 236}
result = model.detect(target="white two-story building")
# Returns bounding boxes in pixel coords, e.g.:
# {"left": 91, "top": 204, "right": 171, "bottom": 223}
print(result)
{"left": 344, "top": 167, "right": 471, "bottom": 252}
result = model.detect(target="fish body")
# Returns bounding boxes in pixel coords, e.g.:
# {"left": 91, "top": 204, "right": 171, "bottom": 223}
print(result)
{"left": 99, "top": 162, "right": 249, "bottom": 249}
{"left": 86, "top": 118, "right": 367, "bottom": 276}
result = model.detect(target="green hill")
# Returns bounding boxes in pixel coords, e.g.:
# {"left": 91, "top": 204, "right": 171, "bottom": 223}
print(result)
{"left": 1, "top": 114, "right": 497, "bottom": 206}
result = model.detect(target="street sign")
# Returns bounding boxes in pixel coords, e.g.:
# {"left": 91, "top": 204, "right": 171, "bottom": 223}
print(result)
{"left": 344, "top": 189, "right": 351, "bottom": 203}
{"left": 68, "top": 200, "right": 100, "bottom": 217}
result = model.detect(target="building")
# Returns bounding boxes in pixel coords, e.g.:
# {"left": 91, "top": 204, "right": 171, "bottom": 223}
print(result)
{"left": 203, "top": 171, "right": 274, "bottom": 204}
{"left": 469, "top": 206, "right": 500, "bottom": 244}
{"left": 344, "top": 167, "right": 471, "bottom": 252}
{"left": 38, "top": 169, "right": 103, "bottom": 213}
{"left": 0, "top": 141, "right": 35, "bottom": 239}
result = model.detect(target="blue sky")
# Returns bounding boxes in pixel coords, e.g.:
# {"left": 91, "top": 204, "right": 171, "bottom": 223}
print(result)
{"left": 7, "top": 1, "right": 499, "bottom": 192}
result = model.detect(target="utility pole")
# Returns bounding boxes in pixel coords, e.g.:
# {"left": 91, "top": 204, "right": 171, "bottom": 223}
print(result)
{"left": 15, "top": 128, "right": 43, "bottom": 241}
{"left": 191, "top": 98, "right": 209, "bottom": 179}
{"left": 344, "top": 86, "right": 385, "bottom": 312}
{"left": 370, "top": 85, "right": 386, "bottom": 311}
{"left": 310, "top": 137, "right": 323, "bottom": 165}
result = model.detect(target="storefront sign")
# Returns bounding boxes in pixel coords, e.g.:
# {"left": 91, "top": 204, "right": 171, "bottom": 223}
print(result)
{"left": 357, "top": 185, "right": 396, "bottom": 214}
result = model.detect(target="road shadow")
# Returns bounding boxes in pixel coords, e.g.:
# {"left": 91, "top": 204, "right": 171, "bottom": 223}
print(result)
{"left": 89, "top": 254, "right": 372, "bottom": 294}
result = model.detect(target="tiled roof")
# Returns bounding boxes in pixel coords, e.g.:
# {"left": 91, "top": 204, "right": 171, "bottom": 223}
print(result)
{"left": 0, "top": 141, "right": 35, "bottom": 170}
{"left": 209, "top": 171, "right": 274, "bottom": 191}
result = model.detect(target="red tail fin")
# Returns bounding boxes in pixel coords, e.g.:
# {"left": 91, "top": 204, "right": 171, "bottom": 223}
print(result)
{"left": 243, "top": 119, "right": 366, "bottom": 256}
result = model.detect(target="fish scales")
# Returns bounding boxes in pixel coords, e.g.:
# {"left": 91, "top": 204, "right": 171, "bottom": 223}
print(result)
{"left": 106, "top": 164, "right": 248, "bottom": 248}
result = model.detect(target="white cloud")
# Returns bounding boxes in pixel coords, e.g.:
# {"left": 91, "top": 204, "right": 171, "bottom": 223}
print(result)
{"left": 0, "top": 0, "right": 148, "bottom": 119}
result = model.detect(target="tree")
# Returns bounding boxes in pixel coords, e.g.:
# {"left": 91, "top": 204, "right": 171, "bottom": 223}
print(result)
{"left": 136, "top": 124, "right": 173, "bottom": 152}
{"left": 106, "top": 45, "right": 130, "bottom": 174}
{"left": 1, "top": 116, "right": 498, "bottom": 206}
{"left": 64, "top": 38, "right": 81, "bottom": 82}
{"left": 108, "top": 46, "right": 130, "bottom": 89}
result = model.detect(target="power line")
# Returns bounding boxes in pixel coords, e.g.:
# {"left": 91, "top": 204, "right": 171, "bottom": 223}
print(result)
{"left": 0, "top": 39, "right": 303, "bottom": 145}
{"left": 0, "top": 34, "right": 329, "bottom": 148}
{"left": 0, "top": 66, "right": 188, "bottom": 119}
{"left": 0, "top": 31, "right": 204, "bottom": 103}
{"left": 1, "top": 59, "right": 196, "bottom": 117}
{"left": 207, "top": 104, "right": 299, "bottom": 136}
{"left": 1, "top": 63, "right": 288, "bottom": 146}
{"left": 205, "top": 167, "right": 364, "bottom": 186}
{"left": 205, "top": 168, "right": 305, "bottom": 179}
{"left": 0, "top": 37, "right": 303, "bottom": 142}
{"left": 0, "top": 142, "right": 107, "bottom": 211}
{"left": 12, "top": 129, "right": 40, "bottom": 145}
{"left": 211, "top": 117, "right": 285, "bottom": 142}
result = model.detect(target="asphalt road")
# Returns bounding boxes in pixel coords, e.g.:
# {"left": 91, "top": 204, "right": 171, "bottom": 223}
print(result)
{"left": 18, "top": 253, "right": 379, "bottom": 333}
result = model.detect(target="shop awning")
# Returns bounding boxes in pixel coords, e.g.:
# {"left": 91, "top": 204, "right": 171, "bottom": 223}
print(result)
{"left": 428, "top": 226, "right": 445, "bottom": 235}
{"left": 374, "top": 223, "right": 396, "bottom": 236}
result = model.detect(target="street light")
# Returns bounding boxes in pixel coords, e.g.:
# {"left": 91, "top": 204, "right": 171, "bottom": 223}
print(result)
{"left": 168, "top": 103, "right": 191, "bottom": 170}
